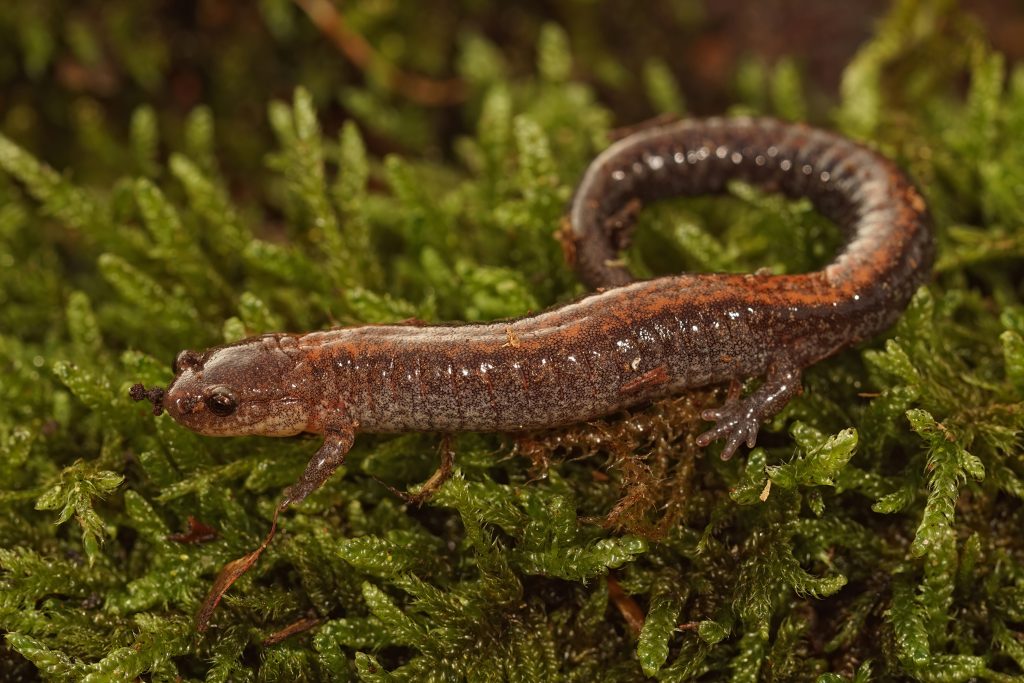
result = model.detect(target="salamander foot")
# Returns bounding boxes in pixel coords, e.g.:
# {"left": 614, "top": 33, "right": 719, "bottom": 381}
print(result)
{"left": 695, "top": 365, "right": 803, "bottom": 460}
{"left": 696, "top": 401, "right": 761, "bottom": 460}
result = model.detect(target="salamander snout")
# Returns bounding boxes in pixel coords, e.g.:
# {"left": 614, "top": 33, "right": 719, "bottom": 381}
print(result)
{"left": 163, "top": 349, "right": 236, "bottom": 422}
{"left": 145, "top": 338, "right": 311, "bottom": 438}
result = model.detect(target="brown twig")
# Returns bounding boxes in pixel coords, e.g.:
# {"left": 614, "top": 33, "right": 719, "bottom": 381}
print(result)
{"left": 167, "top": 516, "right": 218, "bottom": 544}
{"left": 607, "top": 574, "right": 645, "bottom": 637}
{"left": 292, "top": 0, "right": 467, "bottom": 106}
{"left": 262, "top": 615, "right": 323, "bottom": 646}
{"left": 196, "top": 503, "right": 284, "bottom": 632}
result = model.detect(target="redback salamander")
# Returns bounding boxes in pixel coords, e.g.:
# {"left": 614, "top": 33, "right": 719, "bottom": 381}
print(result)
{"left": 131, "top": 117, "right": 933, "bottom": 509}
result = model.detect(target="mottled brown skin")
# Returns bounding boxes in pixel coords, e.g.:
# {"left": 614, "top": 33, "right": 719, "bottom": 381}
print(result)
{"left": 140, "top": 117, "right": 933, "bottom": 508}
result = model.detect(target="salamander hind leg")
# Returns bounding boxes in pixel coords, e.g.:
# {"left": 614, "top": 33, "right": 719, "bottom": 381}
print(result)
{"left": 696, "top": 363, "right": 803, "bottom": 460}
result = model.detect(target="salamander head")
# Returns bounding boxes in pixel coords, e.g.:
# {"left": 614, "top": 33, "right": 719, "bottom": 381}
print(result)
{"left": 139, "top": 337, "right": 311, "bottom": 437}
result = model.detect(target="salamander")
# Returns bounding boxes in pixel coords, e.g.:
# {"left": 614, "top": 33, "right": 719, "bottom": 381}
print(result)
{"left": 131, "top": 116, "right": 934, "bottom": 510}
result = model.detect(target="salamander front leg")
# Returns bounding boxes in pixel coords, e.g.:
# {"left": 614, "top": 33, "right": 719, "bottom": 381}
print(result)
{"left": 196, "top": 426, "right": 356, "bottom": 631}
{"left": 696, "top": 364, "right": 802, "bottom": 460}
{"left": 281, "top": 426, "right": 356, "bottom": 509}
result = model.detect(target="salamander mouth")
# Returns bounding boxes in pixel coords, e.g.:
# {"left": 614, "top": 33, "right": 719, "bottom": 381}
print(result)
{"left": 242, "top": 397, "right": 308, "bottom": 436}
{"left": 129, "top": 383, "right": 167, "bottom": 415}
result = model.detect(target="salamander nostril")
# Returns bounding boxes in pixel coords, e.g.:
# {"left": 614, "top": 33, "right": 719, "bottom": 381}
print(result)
{"left": 178, "top": 395, "right": 200, "bottom": 414}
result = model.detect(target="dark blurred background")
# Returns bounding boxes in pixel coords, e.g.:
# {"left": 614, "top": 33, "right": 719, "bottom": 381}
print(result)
{"left": 1, "top": 0, "right": 1021, "bottom": 177}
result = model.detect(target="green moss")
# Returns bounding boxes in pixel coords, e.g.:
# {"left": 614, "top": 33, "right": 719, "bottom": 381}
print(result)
{"left": 1, "top": 0, "right": 1024, "bottom": 680}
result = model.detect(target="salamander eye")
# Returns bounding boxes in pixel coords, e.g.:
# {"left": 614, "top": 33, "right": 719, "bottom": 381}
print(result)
{"left": 173, "top": 350, "right": 202, "bottom": 375}
{"left": 205, "top": 386, "right": 237, "bottom": 417}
